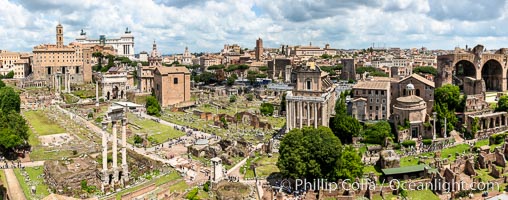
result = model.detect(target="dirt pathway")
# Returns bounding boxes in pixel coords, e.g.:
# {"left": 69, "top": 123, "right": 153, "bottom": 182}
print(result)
{"left": 4, "top": 169, "right": 26, "bottom": 200}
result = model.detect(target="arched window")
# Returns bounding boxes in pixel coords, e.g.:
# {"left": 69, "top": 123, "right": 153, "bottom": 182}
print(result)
{"left": 416, "top": 89, "right": 420, "bottom": 96}
{"left": 306, "top": 78, "right": 311, "bottom": 90}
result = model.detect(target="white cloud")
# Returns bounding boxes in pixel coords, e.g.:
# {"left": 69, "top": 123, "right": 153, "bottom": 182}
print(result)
{"left": 1, "top": 0, "right": 508, "bottom": 54}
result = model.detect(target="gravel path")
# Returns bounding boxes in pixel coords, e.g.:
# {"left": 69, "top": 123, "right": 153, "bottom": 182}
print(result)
{"left": 4, "top": 169, "right": 26, "bottom": 200}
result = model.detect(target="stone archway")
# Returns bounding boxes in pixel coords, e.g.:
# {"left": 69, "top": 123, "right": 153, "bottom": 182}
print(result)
{"left": 482, "top": 59, "right": 503, "bottom": 91}
{"left": 112, "top": 86, "right": 119, "bottom": 99}
{"left": 454, "top": 60, "right": 476, "bottom": 90}
{"left": 120, "top": 90, "right": 124, "bottom": 99}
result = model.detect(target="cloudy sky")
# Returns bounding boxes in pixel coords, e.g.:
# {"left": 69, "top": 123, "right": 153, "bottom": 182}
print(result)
{"left": 1, "top": 0, "right": 508, "bottom": 54}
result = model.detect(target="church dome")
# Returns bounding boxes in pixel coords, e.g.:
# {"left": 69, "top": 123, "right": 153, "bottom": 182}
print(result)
{"left": 406, "top": 83, "right": 415, "bottom": 90}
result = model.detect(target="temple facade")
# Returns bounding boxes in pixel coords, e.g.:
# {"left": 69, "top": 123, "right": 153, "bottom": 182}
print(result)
{"left": 285, "top": 61, "right": 336, "bottom": 131}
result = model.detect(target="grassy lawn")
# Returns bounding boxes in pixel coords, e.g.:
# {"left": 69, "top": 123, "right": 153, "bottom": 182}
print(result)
{"left": 127, "top": 113, "right": 184, "bottom": 145}
{"left": 26, "top": 126, "right": 73, "bottom": 161}
{"left": 72, "top": 88, "right": 99, "bottom": 99}
{"left": 243, "top": 154, "right": 279, "bottom": 179}
{"left": 168, "top": 180, "right": 188, "bottom": 193}
{"left": 196, "top": 188, "right": 210, "bottom": 199}
{"left": 372, "top": 190, "right": 439, "bottom": 200}
{"left": 13, "top": 167, "right": 50, "bottom": 199}
{"left": 400, "top": 156, "right": 420, "bottom": 167}
{"left": 363, "top": 165, "right": 382, "bottom": 176}
{"left": 155, "top": 171, "right": 181, "bottom": 186}
{"left": 440, "top": 144, "right": 470, "bottom": 161}
{"left": 23, "top": 111, "right": 66, "bottom": 135}
{"left": 115, "top": 171, "right": 182, "bottom": 200}
{"left": 475, "top": 139, "right": 489, "bottom": 147}
{"left": 474, "top": 139, "right": 504, "bottom": 151}
{"left": 0, "top": 170, "right": 7, "bottom": 189}
{"left": 476, "top": 168, "right": 495, "bottom": 182}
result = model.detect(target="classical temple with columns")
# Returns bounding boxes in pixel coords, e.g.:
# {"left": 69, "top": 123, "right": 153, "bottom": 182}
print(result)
{"left": 285, "top": 61, "right": 336, "bottom": 131}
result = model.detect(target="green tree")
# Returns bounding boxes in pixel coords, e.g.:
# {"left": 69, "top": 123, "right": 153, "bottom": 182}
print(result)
{"left": 259, "top": 66, "right": 269, "bottom": 71}
{"left": 496, "top": 95, "right": 508, "bottom": 112}
{"left": 247, "top": 70, "right": 258, "bottom": 85}
{"left": 280, "top": 93, "right": 286, "bottom": 114}
{"left": 229, "top": 95, "right": 237, "bottom": 103}
{"left": 81, "top": 180, "right": 88, "bottom": 191}
{"left": 435, "top": 84, "right": 462, "bottom": 111}
{"left": 207, "top": 64, "right": 225, "bottom": 70}
{"left": 194, "top": 71, "right": 215, "bottom": 84}
{"left": 0, "top": 109, "right": 29, "bottom": 150}
{"left": 320, "top": 54, "right": 332, "bottom": 59}
{"left": 332, "top": 116, "right": 361, "bottom": 144}
{"left": 413, "top": 66, "right": 437, "bottom": 76}
{"left": 0, "top": 87, "right": 20, "bottom": 113}
{"left": 335, "top": 145, "right": 364, "bottom": 180}
{"left": 331, "top": 90, "right": 361, "bottom": 144}
{"left": 471, "top": 117, "right": 479, "bottom": 136}
{"left": 363, "top": 121, "right": 392, "bottom": 145}
{"left": 0, "top": 79, "right": 5, "bottom": 88}
{"left": 220, "top": 116, "right": 228, "bottom": 129}
{"left": 225, "top": 65, "right": 238, "bottom": 72}
{"left": 226, "top": 73, "right": 238, "bottom": 86}
{"left": 186, "top": 188, "right": 199, "bottom": 200}
{"left": 434, "top": 84, "right": 462, "bottom": 134}
{"left": 259, "top": 103, "right": 274, "bottom": 116}
{"left": 92, "top": 52, "right": 104, "bottom": 71}
{"left": 278, "top": 127, "right": 342, "bottom": 180}
{"left": 145, "top": 96, "right": 161, "bottom": 117}
{"left": 3, "top": 71, "right": 14, "bottom": 79}
{"left": 246, "top": 93, "right": 254, "bottom": 101}
{"left": 203, "top": 181, "right": 210, "bottom": 192}
{"left": 133, "top": 135, "right": 143, "bottom": 144}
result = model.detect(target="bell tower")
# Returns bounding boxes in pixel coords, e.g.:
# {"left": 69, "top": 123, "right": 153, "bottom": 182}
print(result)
{"left": 56, "top": 23, "right": 63, "bottom": 48}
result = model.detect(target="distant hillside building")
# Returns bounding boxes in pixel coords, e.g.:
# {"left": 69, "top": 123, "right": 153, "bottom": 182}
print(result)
{"left": 75, "top": 28, "right": 135, "bottom": 59}
{"left": 285, "top": 61, "right": 336, "bottom": 131}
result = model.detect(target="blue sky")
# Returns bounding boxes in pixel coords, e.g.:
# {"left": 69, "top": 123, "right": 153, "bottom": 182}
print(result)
{"left": 1, "top": 0, "right": 508, "bottom": 54}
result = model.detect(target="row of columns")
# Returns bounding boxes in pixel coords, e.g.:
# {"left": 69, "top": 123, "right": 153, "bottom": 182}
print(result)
{"left": 478, "top": 115, "right": 507, "bottom": 130}
{"left": 52, "top": 73, "right": 71, "bottom": 93}
{"left": 101, "top": 118, "right": 129, "bottom": 191}
{"left": 286, "top": 100, "right": 327, "bottom": 131}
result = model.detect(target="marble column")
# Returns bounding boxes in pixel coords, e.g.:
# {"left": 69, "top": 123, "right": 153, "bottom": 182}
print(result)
{"left": 112, "top": 121, "right": 118, "bottom": 183}
{"left": 314, "top": 102, "right": 318, "bottom": 128}
{"left": 307, "top": 102, "right": 310, "bottom": 126}
{"left": 67, "top": 73, "right": 71, "bottom": 92}
{"left": 321, "top": 103, "right": 326, "bottom": 126}
{"left": 95, "top": 81, "right": 99, "bottom": 107}
{"left": 121, "top": 118, "right": 129, "bottom": 182}
{"left": 299, "top": 101, "right": 303, "bottom": 129}
{"left": 292, "top": 101, "right": 296, "bottom": 129}
{"left": 64, "top": 72, "right": 68, "bottom": 93}
{"left": 286, "top": 100, "right": 291, "bottom": 130}
{"left": 101, "top": 121, "right": 108, "bottom": 191}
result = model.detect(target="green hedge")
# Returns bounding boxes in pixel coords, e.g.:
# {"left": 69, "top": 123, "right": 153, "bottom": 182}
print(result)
{"left": 401, "top": 140, "right": 416, "bottom": 147}
{"left": 422, "top": 139, "right": 433, "bottom": 146}
{"left": 489, "top": 132, "right": 508, "bottom": 145}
